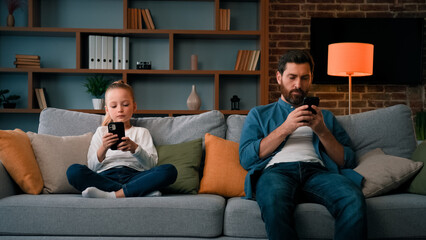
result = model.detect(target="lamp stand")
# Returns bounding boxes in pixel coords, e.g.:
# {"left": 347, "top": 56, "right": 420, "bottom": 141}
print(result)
{"left": 348, "top": 73, "right": 353, "bottom": 115}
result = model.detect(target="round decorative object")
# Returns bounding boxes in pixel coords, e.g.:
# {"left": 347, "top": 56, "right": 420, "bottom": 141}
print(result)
{"left": 186, "top": 85, "right": 201, "bottom": 110}
{"left": 7, "top": 14, "right": 15, "bottom": 27}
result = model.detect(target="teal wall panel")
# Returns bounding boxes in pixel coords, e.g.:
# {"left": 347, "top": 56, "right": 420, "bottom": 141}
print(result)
{"left": 40, "top": 0, "right": 122, "bottom": 29}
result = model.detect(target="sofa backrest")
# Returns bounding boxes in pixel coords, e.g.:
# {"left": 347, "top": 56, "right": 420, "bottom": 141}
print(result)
{"left": 226, "top": 104, "right": 418, "bottom": 160}
{"left": 38, "top": 108, "right": 226, "bottom": 146}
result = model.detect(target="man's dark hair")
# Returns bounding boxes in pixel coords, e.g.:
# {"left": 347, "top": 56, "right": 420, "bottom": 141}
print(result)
{"left": 277, "top": 50, "right": 314, "bottom": 75}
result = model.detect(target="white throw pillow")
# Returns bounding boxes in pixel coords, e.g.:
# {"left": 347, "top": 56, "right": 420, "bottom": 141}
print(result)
{"left": 354, "top": 148, "right": 423, "bottom": 198}
{"left": 27, "top": 132, "right": 93, "bottom": 194}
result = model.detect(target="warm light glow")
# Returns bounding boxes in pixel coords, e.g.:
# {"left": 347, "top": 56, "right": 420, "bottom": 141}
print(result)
{"left": 328, "top": 42, "right": 374, "bottom": 77}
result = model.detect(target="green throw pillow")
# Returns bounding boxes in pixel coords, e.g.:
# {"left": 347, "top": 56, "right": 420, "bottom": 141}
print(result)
{"left": 156, "top": 138, "right": 202, "bottom": 194}
{"left": 408, "top": 141, "right": 426, "bottom": 194}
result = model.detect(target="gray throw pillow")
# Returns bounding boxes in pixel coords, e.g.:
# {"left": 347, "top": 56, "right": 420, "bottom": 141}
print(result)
{"left": 354, "top": 148, "right": 423, "bottom": 198}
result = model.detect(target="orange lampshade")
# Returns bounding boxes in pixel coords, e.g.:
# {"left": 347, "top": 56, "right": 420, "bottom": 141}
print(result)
{"left": 327, "top": 42, "right": 374, "bottom": 77}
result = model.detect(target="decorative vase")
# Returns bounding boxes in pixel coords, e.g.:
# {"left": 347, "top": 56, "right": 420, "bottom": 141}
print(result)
{"left": 92, "top": 98, "right": 104, "bottom": 110}
{"left": 186, "top": 85, "right": 201, "bottom": 110}
{"left": 7, "top": 14, "right": 15, "bottom": 27}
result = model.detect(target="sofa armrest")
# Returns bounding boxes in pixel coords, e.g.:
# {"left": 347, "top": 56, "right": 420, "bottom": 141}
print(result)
{"left": 0, "top": 160, "right": 19, "bottom": 199}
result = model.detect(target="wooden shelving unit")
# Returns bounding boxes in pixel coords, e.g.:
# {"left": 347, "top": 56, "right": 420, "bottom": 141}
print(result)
{"left": 0, "top": 0, "right": 269, "bottom": 118}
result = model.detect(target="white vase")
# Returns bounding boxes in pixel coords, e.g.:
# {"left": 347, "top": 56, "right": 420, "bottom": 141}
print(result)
{"left": 92, "top": 98, "right": 104, "bottom": 110}
{"left": 186, "top": 85, "right": 201, "bottom": 110}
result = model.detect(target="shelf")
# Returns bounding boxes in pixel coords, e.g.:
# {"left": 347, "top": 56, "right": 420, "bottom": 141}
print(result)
{"left": 0, "top": 68, "right": 261, "bottom": 75}
{"left": 0, "top": 108, "right": 249, "bottom": 116}
{"left": 0, "top": 0, "right": 268, "bottom": 132}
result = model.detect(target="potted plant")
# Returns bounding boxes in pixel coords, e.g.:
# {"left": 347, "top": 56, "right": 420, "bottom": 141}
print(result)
{"left": 84, "top": 75, "right": 110, "bottom": 110}
{"left": 0, "top": 89, "right": 20, "bottom": 108}
{"left": 5, "top": 0, "right": 23, "bottom": 27}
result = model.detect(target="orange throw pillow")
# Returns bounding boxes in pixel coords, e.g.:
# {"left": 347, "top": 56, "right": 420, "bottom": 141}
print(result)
{"left": 0, "top": 129, "right": 43, "bottom": 194}
{"left": 199, "top": 133, "right": 247, "bottom": 197}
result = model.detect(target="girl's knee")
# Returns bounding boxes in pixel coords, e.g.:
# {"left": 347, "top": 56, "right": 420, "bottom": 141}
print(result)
{"left": 156, "top": 164, "right": 178, "bottom": 183}
{"left": 66, "top": 164, "right": 87, "bottom": 180}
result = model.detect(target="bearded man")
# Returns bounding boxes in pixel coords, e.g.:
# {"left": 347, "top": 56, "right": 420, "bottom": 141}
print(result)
{"left": 239, "top": 50, "right": 367, "bottom": 240}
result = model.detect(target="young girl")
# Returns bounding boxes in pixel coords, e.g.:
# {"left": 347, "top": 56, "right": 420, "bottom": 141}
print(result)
{"left": 67, "top": 80, "right": 177, "bottom": 198}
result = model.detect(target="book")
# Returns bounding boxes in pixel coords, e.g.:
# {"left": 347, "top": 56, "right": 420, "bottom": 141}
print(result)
{"left": 88, "top": 35, "right": 96, "bottom": 69}
{"left": 101, "top": 36, "right": 108, "bottom": 69}
{"left": 39, "top": 88, "right": 47, "bottom": 109}
{"left": 107, "top": 36, "right": 113, "bottom": 69}
{"left": 35, "top": 88, "right": 47, "bottom": 109}
{"left": 227, "top": 9, "right": 230, "bottom": 30}
{"left": 127, "top": 8, "right": 132, "bottom": 29}
{"left": 235, "top": 50, "right": 242, "bottom": 70}
{"left": 251, "top": 50, "right": 260, "bottom": 71}
{"left": 95, "top": 35, "right": 102, "bottom": 69}
{"left": 133, "top": 8, "right": 138, "bottom": 29}
{"left": 15, "top": 54, "right": 40, "bottom": 60}
{"left": 122, "top": 37, "right": 129, "bottom": 69}
{"left": 145, "top": 9, "right": 155, "bottom": 30}
{"left": 16, "top": 64, "right": 41, "bottom": 68}
{"left": 137, "top": 8, "right": 143, "bottom": 29}
{"left": 14, "top": 61, "right": 40, "bottom": 65}
{"left": 141, "top": 9, "right": 150, "bottom": 29}
{"left": 34, "top": 88, "right": 43, "bottom": 109}
{"left": 114, "top": 36, "right": 123, "bottom": 69}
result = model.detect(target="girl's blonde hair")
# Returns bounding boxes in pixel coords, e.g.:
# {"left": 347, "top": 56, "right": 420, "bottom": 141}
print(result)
{"left": 102, "top": 80, "right": 135, "bottom": 126}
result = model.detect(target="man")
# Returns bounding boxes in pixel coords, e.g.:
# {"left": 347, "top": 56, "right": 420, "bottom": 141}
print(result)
{"left": 239, "top": 50, "right": 366, "bottom": 240}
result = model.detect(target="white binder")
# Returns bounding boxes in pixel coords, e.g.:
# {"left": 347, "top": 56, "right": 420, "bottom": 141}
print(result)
{"left": 88, "top": 35, "right": 96, "bottom": 69}
{"left": 107, "top": 36, "right": 113, "bottom": 69}
{"left": 122, "top": 37, "right": 129, "bottom": 69}
{"left": 95, "top": 35, "right": 102, "bottom": 69}
{"left": 114, "top": 37, "right": 123, "bottom": 69}
{"left": 101, "top": 36, "right": 108, "bottom": 69}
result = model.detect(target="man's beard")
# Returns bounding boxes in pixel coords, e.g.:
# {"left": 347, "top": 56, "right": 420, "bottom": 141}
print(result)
{"left": 281, "top": 86, "right": 307, "bottom": 106}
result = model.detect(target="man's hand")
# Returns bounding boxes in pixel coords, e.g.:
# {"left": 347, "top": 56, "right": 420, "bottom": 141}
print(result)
{"left": 307, "top": 105, "right": 328, "bottom": 137}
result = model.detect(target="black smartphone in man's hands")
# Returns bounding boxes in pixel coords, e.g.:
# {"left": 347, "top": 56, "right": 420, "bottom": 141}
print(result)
{"left": 108, "top": 122, "right": 125, "bottom": 150}
{"left": 302, "top": 97, "right": 320, "bottom": 114}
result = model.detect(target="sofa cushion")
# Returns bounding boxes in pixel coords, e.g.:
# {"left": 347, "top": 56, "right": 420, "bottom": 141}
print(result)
{"left": 38, "top": 108, "right": 103, "bottom": 136}
{"left": 0, "top": 194, "right": 225, "bottom": 238}
{"left": 26, "top": 132, "right": 93, "bottom": 194}
{"left": 355, "top": 148, "right": 423, "bottom": 198}
{"left": 226, "top": 114, "right": 246, "bottom": 143}
{"left": 224, "top": 193, "right": 426, "bottom": 239}
{"left": 336, "top": 104, "right": 417, "bottom": 159}
{"left": 156, "top": 138, "right": 203, "bottom": 194}
{"left": 199, "top": 133, "right": 246, "bottom": 197}
{"left": 0, "top": 129, "right": 43, "bottom": 195}
{"left": 39, "top": 108, "right": 227, "bottom": 147}
{"left": 408, "top": 140, "right": 426, "bottom": 194}
{"left": 134, "top": 110, "right": 226, "bottom": 146}
{"left": 226, "top": 104, "right": 417, "bottom": 160}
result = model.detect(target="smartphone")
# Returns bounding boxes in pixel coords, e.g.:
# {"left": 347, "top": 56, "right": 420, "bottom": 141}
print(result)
{"left": 303, "top": 97, "right": 320, "bottom": 114}
{"left": 108, "top": 122, "right": 125, "bottom": 150}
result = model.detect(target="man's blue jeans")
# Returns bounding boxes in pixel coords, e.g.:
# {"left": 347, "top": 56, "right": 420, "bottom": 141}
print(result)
{"left": 255, "top": 162, "right": 367, "bottom": 240}
{"left": 67, "top": 164, "right": 177, "bottom": 197}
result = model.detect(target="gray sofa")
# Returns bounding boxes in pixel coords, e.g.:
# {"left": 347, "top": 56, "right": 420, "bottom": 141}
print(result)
{"left": 1, "top": 104, "right": 426, "bottom": 239}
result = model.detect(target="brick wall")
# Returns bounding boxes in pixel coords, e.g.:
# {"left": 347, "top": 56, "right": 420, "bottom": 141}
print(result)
{"left": 268, "top": 0, "right": 426, "bottom": 116}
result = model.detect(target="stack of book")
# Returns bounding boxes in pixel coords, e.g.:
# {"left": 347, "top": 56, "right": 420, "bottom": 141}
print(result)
{"left": 127, "top": 8, "right": 155, "bottom": 29}
{"left": 88, "top": 35, "right": 129, "bottom": 70}
{"left": 14, "top": 55, "right": 40, "bottom": 68}
{"left": 219, "top": 9, "right": 230, "bottom": 30}
{"left": 234, "top": 50, "right": 260, "bottom": 71}
{"left": 34, "top": 88, "right": 47, "bottom": 109}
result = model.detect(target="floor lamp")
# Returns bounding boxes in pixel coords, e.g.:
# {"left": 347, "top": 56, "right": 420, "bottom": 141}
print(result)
{"left": 327, "top": 42, "right": 374, "bottom": 114}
